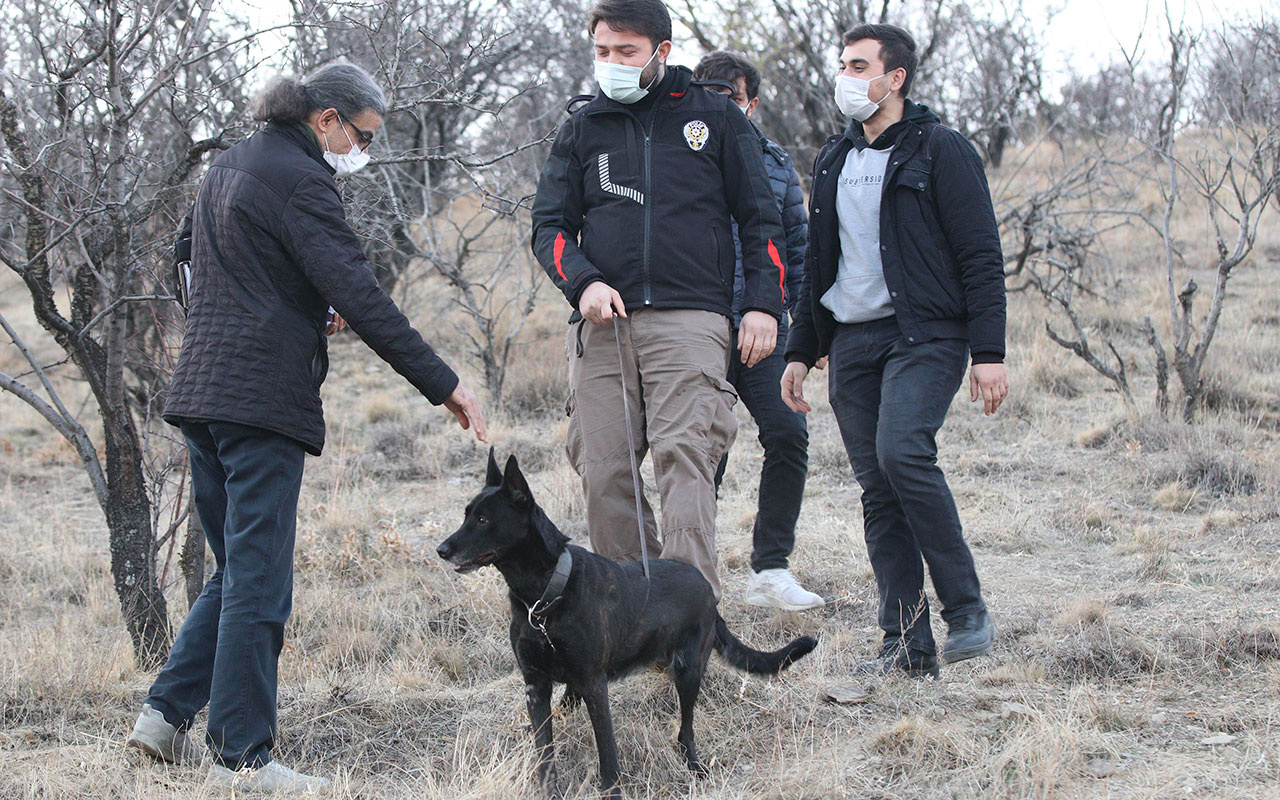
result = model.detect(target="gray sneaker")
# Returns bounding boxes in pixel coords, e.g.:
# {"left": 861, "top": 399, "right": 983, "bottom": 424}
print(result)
{"left": 125, "top": 703, "right": 205, "bottom": 765}
{"left": 942, "top": 611, "right": 995, "bottom": 663}
{"left": 207, "top": 761, "right": 331, "bottom": 795}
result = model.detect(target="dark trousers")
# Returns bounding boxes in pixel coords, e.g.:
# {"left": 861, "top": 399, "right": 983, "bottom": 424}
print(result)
{"left": 715, "top": 329, "right": 809, "bottom": 572}
{"left": 145, "top": 420, "right": 305, "bottom": 769}
{"left": 828, "top": 318, "right": 985, "bottom": 656}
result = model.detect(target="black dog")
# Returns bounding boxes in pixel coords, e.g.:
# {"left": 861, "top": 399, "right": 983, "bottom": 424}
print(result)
{"left": 437, "top": 451, "right": 817, "bottom": 798}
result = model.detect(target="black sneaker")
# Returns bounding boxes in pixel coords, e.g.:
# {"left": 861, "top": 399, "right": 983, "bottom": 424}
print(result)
{"left": 942, "top": 611, "right": 995, "bottom": 664}
{"left": 854, "top": 643, "right": 940, "bottom": 679}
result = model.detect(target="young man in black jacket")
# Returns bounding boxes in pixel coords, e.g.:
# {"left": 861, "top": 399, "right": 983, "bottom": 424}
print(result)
{"left": 782, "top": 24, "right": 1009, "bottom": 677}
{"left": 531, "top": 0, "right": 787, "bottom": 601}
{"left": 693, "top": 51, "right": 823, "bottom": 611}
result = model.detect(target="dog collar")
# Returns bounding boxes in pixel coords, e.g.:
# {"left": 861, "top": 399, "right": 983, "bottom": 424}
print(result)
{"left": 528, "top": 549, "right": 573, "bottom": 619}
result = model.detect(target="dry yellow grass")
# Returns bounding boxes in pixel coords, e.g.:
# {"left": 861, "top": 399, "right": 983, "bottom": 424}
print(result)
{"left": 2, "top": 147, "right": 1280, "bottom": 799}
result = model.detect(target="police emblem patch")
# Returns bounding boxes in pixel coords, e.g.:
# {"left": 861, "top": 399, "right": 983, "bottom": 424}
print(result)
{"left": 683, "top": 120, "right": 709, "bottom": 151}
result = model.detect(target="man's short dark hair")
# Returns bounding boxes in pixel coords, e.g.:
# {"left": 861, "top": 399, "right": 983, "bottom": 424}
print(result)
{"left": 843, "top": 23, "right": 917, "bottom": 96}
{"left": 693, "top": 50, "right": 762, "bottom": 100}
{"left": 588, "top": 0, "right": 672, "bottom": 50}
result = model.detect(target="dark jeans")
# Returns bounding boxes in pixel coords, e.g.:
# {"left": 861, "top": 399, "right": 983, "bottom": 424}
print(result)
{"left": 145, "top": 420, "right": 305, "bottom": 769}
{"left": 828, "top": 318, "right": 985, "bottom": 656}
{"left": 715, "top": 330, "right": 809, "bottom": 572}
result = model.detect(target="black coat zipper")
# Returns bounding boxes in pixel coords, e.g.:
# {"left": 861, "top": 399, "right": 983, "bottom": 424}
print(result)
{"left": 640, "top": 93, "right": 666, "bottom": 308}
{"left": 585, "top": 101, "right": 658, "bottom": 307}
{"left": 584, "top": 84, "right": 671, "bottom": 309}
{"left": 642, "top": 128, "right": 653, "bottom": 306}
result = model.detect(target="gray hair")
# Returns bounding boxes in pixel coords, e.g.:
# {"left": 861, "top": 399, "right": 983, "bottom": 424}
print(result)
{"left": 251, "top": 62, "right": 388, "bottom": 124}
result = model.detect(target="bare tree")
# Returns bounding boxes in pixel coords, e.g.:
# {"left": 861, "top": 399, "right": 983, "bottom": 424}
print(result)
{"left": 995, "top": 152, "right": 1138, "bottom": 404}
{"left": 286, "top": 0, "right": 588, "bottom": 293}
{"left": 0, "top": 0, "right": 263, "bottom": 666}
{"left": 1024, "top": 16, "right": 1279, "bottom": 422}
{"left": 1142, "top": 128, "right": 1278, "bottom": 422}
{"left": 0, "top": 0, "right": 584, "bottom": 665}
{"left": 948, "top": 3, "right": 1044, "bottom": 167}
{"left": 414, "top": 178, "right": 543, "bottom": 402}
{"left": 276, "top": 0, "right": 590, "bottom": 407}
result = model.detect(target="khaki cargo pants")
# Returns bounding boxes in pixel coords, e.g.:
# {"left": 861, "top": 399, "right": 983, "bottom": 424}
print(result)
{"left": 565, "top": 308, "right": 738, "bottom": 600}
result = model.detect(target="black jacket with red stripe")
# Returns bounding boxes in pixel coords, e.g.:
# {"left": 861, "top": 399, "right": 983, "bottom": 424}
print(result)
{"left": 531, "top": 66, "right": 787, "bottom": 321}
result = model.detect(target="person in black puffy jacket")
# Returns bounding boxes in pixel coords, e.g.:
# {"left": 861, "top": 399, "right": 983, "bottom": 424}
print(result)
{"left": 694, "top": 51, "right": 824, "bottom": 612}
{"left": 127, "top": 62, "right": 486, "bottom": 793}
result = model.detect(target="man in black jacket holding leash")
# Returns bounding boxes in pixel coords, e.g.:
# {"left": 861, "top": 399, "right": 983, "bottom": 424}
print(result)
{"left": 531, "top": 0, "right": 787, "bottom": 602}
{"left": 783, "top": 24, "right": 1008, "bottom": 677}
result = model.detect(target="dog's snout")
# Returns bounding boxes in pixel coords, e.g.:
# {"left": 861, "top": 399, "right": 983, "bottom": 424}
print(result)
{"left": 436, "top": 541, "right": 453, "bottom": 560}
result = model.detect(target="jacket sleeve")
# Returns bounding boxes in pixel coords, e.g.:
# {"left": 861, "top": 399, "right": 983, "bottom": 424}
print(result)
{"left": 783, "top": 244, "right": 820, "bottom": 368}
{"left": 280, "top": 173, "right": 459, "bottom": 405}
{"left": 530, "top": 117, "right": 603, "bottom": 309}
{"left": 720, "top": 108, "right": 785, "bottom": 319}
{"left": 777, "top": 154, "right": 808, "bottom": 314}
{"left": 932, "top": 129, "right": 1006, "bottom": 363}
{"left": 782, "top": 148, "right": 826, "bottom": 368}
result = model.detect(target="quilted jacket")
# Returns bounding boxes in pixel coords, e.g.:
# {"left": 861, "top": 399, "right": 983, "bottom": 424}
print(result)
{"left": 164, "top": 123, "right": 458, "bottom": 455}
{"left": 729, "top": 121, "right": 807, "bottom": 329}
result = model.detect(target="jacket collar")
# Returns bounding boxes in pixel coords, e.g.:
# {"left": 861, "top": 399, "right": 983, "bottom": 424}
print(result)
{"left": 264, "top": 121, "right": 335, "bottom": 175}
{"left": 842, "top": 99, "right": 940, "bottom": 150}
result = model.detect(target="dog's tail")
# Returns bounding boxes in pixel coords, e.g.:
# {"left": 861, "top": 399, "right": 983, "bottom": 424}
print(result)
{"left": 713, "top": 616, "right": 817, "bottom": 675}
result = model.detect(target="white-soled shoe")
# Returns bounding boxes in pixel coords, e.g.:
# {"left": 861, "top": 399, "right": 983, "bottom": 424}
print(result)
{"left": 207, "top": 760, "right": 331, "bottom": 795}
{"left": 745, "top": 568, "right": 826, "bottom": 611}
{"left": 125, "top": 703, "right": 205, "bottom": 765}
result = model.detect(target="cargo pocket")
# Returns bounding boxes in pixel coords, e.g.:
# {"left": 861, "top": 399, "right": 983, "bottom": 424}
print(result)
{"left": 564, "top": 389, "right": 586, "bottom": 476}
{"left": 699, "top": 368, "right": 739, "bottom": 464}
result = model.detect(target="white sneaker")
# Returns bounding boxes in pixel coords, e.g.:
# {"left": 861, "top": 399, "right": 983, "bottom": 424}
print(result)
{"left": 207, "top": 760, "right": 331, "bottom": 795}
{"left": 125, "top": 703, "right": 205, "bottom": 765}
{"left": 744, "top": 568, "right": 826, "bottom": 611}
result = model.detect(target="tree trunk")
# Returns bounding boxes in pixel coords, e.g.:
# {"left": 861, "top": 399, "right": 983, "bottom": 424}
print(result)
{"left": 180, "top": 506, "right": 207, "bottom": 610}
{"left": 102, "top": 410, "right": 170, "bottom": 669}
{"left": 1181, "top": 381, "right": 1201, "bottom": 424}
{"left": 988, "top": 125, "right": 1011, "bottom": 168}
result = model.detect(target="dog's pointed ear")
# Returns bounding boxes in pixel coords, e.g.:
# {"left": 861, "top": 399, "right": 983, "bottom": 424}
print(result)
{"left": 502, "top": 454, "right": 532, "bottom": 508}
{"left": 486, "top": 447, "right": 502, "bottom": 487}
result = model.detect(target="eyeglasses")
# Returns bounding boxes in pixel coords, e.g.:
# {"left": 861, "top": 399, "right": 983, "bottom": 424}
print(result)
{"left": 337, "top": 111, "right": 375, "bottom": 150}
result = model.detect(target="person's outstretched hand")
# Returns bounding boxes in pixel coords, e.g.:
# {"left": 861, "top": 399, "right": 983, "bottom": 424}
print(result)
{"left": 445, "top": 383, "right": 489, "bottom": 442}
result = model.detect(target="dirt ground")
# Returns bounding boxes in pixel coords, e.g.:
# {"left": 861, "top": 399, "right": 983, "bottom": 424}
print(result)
{"left": 1, "top": 200, "right": 1278, "bottom": 798}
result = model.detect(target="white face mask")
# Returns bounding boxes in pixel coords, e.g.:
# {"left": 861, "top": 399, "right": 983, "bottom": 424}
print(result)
{"left": 595, "top": 47, "right": 662, "bottom": 104}
{"left": 322, "top": 123, "right": 370, "bottom": 177}
{"left": 835, "top": 73, "right": 891, "bottom": 121}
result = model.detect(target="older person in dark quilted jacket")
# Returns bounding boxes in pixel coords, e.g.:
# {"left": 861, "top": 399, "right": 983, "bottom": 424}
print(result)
{"left": 126, "top": 62, "right": 487, "bottom": 793}
{"left": 695, "top": 51, "right": 824, "bottom": 612}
